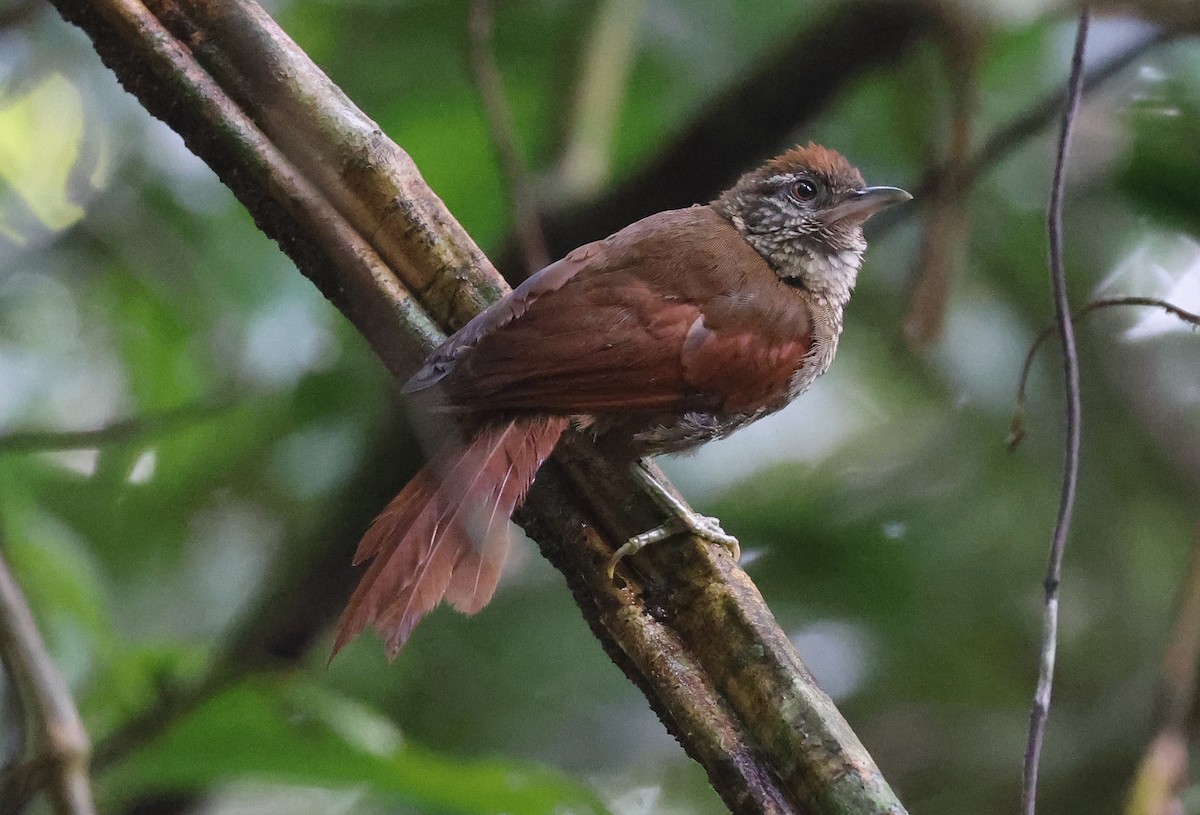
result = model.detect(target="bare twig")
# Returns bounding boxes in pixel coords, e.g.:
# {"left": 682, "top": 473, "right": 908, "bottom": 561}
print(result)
{"left": 0, "top": 395, "right": 236, "bottom": 455}
{"left": 1021, "top": 10, "right": 1090, "bottom": 815}
{"left": 1009, "top": 297, "right": 1200, "bottom": 449}
{"left": 0, "top": 545, "right": 97, "bottom": 815}
{"left": 467, "top": 0, "right": 550, "bottom": 276}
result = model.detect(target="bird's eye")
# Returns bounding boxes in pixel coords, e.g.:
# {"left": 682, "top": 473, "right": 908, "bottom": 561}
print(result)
{"left": 789, "top": 178, "right": 818, "bottom": 203}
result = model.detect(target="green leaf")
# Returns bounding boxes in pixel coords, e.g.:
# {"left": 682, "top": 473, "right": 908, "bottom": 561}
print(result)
{"left": 104, "top": 677, "right": 613, "bottom": 815}
{"left": 0, "top": 74, "right": 93, "bottom": 242}
{"left": 83, "top": 642, "right": 210, "bottom": 743}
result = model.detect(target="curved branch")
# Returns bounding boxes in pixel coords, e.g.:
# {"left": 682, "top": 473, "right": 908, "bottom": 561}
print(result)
{"left": 1008, "top": 297, "right": 1200, "bottom": 449}
{"left": 0, "top": 545, "right": 96, "bottom": 815}
{"left": 46, "top": 0, "right": 908, "bottom": 812}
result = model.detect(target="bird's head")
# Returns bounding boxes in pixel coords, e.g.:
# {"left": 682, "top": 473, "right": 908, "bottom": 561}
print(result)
{"left": 714, "top": 144, "right": 910, "bottom": 304}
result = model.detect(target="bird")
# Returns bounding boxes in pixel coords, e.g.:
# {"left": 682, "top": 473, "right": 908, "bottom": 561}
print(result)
{"left": 334, "top": 143, "right": 910, "bottom": 658}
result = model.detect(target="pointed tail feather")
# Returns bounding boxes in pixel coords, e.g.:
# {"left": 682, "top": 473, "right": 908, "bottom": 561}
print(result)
{"left": 443, "top": 415, "right": 564, "bottom": 615}
{"left": 333, "top": 416, "right": 567, "bottom": 657}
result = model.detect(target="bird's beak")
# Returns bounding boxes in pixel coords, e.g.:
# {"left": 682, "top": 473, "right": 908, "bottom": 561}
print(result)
{"left": 821, "top": 186, "right": 912, "bottom": 224}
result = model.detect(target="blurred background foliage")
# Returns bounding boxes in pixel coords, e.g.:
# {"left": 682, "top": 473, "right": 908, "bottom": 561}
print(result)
{"left": 1, "top": 0, "right": 1199, "bottom": 813}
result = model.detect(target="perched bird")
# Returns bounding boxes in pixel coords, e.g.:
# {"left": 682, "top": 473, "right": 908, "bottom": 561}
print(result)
{"left": 335, "top": 144, "right": 910, "bottom": 657}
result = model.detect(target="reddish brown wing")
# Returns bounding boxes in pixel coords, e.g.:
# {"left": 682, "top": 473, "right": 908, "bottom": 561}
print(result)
{"left": 406, "top": 207, "right": 813, "bottom": 416}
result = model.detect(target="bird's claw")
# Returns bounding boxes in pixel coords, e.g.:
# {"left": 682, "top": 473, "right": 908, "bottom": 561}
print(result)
{"left": 606, "top": 513, "right": 741, "bottom": 579}
{"left": 691, "top": 514, "right": 741, "bottom": 562}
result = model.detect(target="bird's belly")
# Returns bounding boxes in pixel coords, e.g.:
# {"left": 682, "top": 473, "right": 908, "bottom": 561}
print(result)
{"left": 629, "top": 410, "right": 765, "bottom": 455}
{"left": 578, "top": 325, "right": 842, "bottom": 458}
{"left": 576, "top": 408, "right": 765, "bottom": 458}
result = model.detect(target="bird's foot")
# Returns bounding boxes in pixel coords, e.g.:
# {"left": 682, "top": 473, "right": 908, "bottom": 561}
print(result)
{"left": 690, "top": 514, "right": 741, "bottom": 561}
{"left": 605, "top": 458, "right": 741, "bottom": 579}
{"left": 606, "top": 509, "right": 741, "bottom": 579}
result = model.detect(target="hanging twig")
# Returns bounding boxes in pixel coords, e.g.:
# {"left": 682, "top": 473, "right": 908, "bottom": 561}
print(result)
{"left": 467, "top": 0, "right": 550, "bottom": 276}
{"left": 1009, "top": 296, "right": 1200, "bottom": 449}
{"left": 0, "top": 545, "right": 97, "bottom": 815}
{"left": 1021, "top": 10, "right": 1090, "bottom": 815}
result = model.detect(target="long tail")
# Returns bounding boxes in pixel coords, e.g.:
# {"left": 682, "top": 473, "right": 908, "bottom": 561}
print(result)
{"left": 333, "top": 416, "right": 567, "bottom": 658}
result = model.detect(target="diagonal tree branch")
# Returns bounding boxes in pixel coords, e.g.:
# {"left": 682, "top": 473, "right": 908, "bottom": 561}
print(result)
{"left": 0, "top": 543, "right": 97, "bottom": 815}
{"left": 46, "top": 0, "right": 907, "bottom": 812}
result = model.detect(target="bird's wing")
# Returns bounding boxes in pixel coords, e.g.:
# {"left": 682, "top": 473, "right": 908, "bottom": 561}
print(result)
{"left": 406, "top": 207, "right": 814, "bottom": 415}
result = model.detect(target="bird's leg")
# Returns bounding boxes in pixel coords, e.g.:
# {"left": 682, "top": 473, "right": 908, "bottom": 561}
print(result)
{"left": 606, "top": 459, "right": 741, "bottom": 578}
